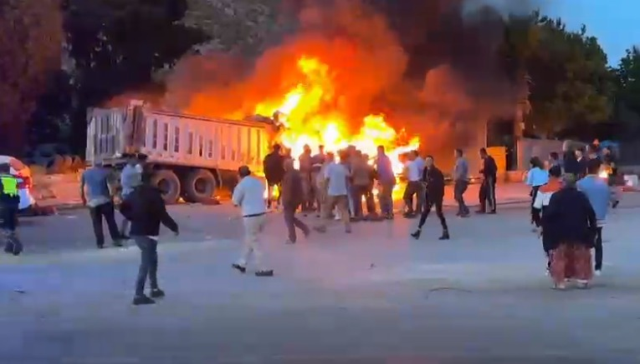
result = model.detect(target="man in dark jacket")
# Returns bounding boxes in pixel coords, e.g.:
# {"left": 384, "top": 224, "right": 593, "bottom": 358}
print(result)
{"left": 602, "top": 146, "right": 620, "bottom": 208}
{"left": 263, "top": 144, "right": 285, "bottom": 209}
{"left": 477, "top": 148, "right": 497, "bottom": 214}
{"left": 281, "top": 159, "right": 310, "bottom": 244}
{"left": 411, "top": 156, "right": 449, "bottom": 240}
{"left": 542, "top": 174, "right": 597, "bottom": 289}
{"left": 575, "top": 149, "right": 589, "bottom": 179}
{"left": 120, "top": 174, "right": 179, "bottom": 306}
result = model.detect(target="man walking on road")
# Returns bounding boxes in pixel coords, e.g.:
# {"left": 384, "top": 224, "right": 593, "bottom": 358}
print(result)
{"left": 232, "top": 166, "right": 273, "bottom": 277}
{"left": 453, "top": 148, "right": 470, "bottom": 217}
{"left": 298, "top": 144, "right": 314, "bottom": 212}
{"left": 411, "top": 156, "right": 449, "bottom": 240}
{"left": 81, "top": 160, "right": 124, "bottom": 248}
{"left": 314, "top": 151, "right": 352, "bottom": 234}
{"left": 119, "top": 153, "right": 144, "bottom": 239}
{"left": 402, "top": 151, "right": 423, "bottom": 218}
{"left": 263, "top": 144, "right": 285, "bottom": 210}
{"left": 577, "top": 159, "right": 610, "bottom": 276}
{"left": 477, "top": 148, "right": 497, "bottom": 214}
{"left": 375, "top": 145, "right": 396, "bottom": 220}
{"left": 281, "top": 159, "right": 310, "bottom": 244}
{"left": 120, "top": 173, "right": 179, "bottom": 306}
{"left": 0, "top": 163, "right": 22, "bottom": 255}
{"left": 602, "top": 146, "right": 620, "bottom": 209}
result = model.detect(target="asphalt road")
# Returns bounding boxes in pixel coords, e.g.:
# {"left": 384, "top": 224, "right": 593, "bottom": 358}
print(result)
{"left": 3, "top": 201, "right": 640, "bottom": 363}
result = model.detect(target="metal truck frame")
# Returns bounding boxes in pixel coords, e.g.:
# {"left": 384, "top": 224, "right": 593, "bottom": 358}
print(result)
{"left": 86, "top": 100, "right": 276, "bottom": 204}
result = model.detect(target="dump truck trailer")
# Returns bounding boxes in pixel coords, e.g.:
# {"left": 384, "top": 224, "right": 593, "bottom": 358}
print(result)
{"left": 86, "top": 100, "right": 276, "bottom": 204}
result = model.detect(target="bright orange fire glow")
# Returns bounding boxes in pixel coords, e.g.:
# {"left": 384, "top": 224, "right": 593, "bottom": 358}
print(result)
{"left": 254, "top": 56, "right": 419, "bottom": 174}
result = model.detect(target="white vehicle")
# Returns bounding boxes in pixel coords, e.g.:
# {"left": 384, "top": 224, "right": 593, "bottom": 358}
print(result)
{"left": 86, "top": 100, "right": 276, "bottom": 204}
{"left": 0, "top": 155, "right": 36, "bottom": 211}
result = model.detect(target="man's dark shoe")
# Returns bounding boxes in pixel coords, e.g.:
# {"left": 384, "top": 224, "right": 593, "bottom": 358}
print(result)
{"left": 113, "top": 240, "right": 124, "bottom": 247}
{"left": 439, "top": 231, "right": 450, "bottom": 240}
{"left": 150, "top": 288, "right": 165, "bottom": 298}
{"left": 132, "top": 295, "right": 155, "bottom": 306}
{"left": 488, "top": 210, "right": 497, "bottom": 215}
{"left": 612, "top": 200, "right": 619, "bottom": 209}
{"left": 97, "top": 245, "right": 104, "bottom": 249}
{"left": 232, "top": 263, "right": 247, "bottom": 274}
{"left": 475, "top": 210, "right": 486, "bottom": 214}
{"left": 459, "top": 212, "right": 470, "bottom": 218}
{"left": 403, "top": 212, "right": 416, "bottom": 219}
{"left": 255, "top": 270, "right": 274, "bottom": 277}
{"left": 410, "top": 229, "right": 422, "bottom": 240}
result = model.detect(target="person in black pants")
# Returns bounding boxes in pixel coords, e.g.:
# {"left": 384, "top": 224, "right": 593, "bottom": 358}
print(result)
{"left": 411, "top": 156, "right": 449, "bottom": 240}
{"left": 120, "top": 174, "right": 179, "bottom": 306}
{"left": 0, "top": 164, "right": 22, "bottom": 255}
{"left": 80, "top": 162, "right": 124, "bottom": 248}
{"left": 263, "top": 144, "right": 285, "bottom": 209}
{"left": 477, "top": 148, "right": 497, "bottom": 214}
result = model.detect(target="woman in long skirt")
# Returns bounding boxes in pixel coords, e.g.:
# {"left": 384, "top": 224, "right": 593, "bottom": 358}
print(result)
{"left": 542, "top": 174, "right": 597, "bottom": 290}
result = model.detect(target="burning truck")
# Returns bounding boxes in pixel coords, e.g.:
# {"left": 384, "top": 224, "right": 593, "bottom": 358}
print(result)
{"left": 85, "top": 57, "right": 420, "bottom": 204}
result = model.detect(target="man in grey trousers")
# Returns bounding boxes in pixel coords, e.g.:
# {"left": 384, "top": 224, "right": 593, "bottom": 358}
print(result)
{"left": 120, "top": 174, "right": 179, "bottom": 306}
{"left": 453, "top": 148, "right": 470, "bottom": 217}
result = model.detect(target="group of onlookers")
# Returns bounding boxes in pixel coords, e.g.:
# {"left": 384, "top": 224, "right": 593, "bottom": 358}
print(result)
{"left": 81, "top": 154, "right": 179, "bottom": 306}
{"left": 527, "top": 143, "right": 619, "bottom": 289}
{"left": 262, "top": 144, "right": 397, "bottom": 236}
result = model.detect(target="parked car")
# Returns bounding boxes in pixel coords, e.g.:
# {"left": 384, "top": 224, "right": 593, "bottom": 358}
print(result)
{"left": 0, "top": 156, "right": 35, "bottom": 211}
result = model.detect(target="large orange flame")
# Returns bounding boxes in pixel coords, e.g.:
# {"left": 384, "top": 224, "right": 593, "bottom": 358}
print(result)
{"left": 255, "top": 56, "right": 419, "bottom": 173}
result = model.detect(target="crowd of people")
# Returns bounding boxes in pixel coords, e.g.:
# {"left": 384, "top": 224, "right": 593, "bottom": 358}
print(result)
{"left": 0, "top": 140, "right": 622, "bottom": 306}
{"left": 244, "top": 143, "right": 502, "bottom": 254}
{"left": 527, "top": 143, "right": 620, "bottom": 289}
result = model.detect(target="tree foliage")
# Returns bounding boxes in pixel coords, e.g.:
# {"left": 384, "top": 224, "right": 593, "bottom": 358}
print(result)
{"left": 501, "top": 12, "right": 614, "bottom": 137}
{"left": 0, "top": 0, "right": 63, "bottom": 155}
{"left": 62, "top": 0, "right": 209, "bottom": 152}
{"left": 608, "top": 47, "right": 640, "bottom": 138}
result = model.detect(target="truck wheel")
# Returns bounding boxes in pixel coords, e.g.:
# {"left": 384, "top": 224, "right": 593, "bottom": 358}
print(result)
{"left": 151, "top": 170, "right": 181, "bottom": 204}
{"left": 183, "top": 169, "right": 216, "bottom": 203}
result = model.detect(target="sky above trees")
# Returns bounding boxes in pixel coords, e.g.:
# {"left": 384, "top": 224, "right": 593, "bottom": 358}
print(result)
{"left": 547, "top": 0, "right": 640, "bottom": 64}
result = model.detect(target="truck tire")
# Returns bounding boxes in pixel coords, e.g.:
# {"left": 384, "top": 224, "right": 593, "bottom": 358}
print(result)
{"left": 183, "top": 169, "right": 216, "bottom": 203}
{"left": 151, "top": 170, "right": 181, "bottom": 204}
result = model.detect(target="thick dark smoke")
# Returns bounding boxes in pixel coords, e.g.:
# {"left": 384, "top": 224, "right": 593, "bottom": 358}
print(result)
{"left": 367, "top": 0, "right": 536, "bottom": 166}
{"left": 162, "top": 0, "right": 538, "bottom": 168}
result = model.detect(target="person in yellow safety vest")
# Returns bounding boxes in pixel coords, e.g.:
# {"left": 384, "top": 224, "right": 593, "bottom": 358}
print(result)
{"left": 0, "top": 163, "right": 22, "bottom": 255}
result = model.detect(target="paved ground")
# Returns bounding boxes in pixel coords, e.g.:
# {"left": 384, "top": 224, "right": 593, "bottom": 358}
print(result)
{"left": 4, "top": 195, "right": 640, "bottom": 363}
{"left": 37, "top": 181, "right": 534, "bottom": 210}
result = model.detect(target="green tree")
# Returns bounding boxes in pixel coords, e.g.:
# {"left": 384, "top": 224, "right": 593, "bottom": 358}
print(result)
{"left": 63, "top": 0, "right": 209, "bottom": 153}
{"left": 0, "top": 0, "right": 63, "bottom": 155}
{"left": 501, "top": 12, "right": 614, "bottom": 138}
{"left": 612, "top": 47, "right": 640, "bottom": 136}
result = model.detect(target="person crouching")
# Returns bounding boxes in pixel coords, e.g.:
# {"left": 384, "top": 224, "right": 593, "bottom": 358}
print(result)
{"left": 120, "top": 172, "right": 179, "bottom": 306}
{"left": 542, "top": 174, "right": 597, "bottom": 290}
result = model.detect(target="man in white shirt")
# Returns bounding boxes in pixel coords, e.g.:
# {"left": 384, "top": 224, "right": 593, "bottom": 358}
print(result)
{"left": 403, "top": 151, "right": 423, "bottom": 218}
{"left": 231, "top": 166, "right": 272, "bottom": 277}
{"left": 314, "top": 151, "right": 351, "bottom": 233}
